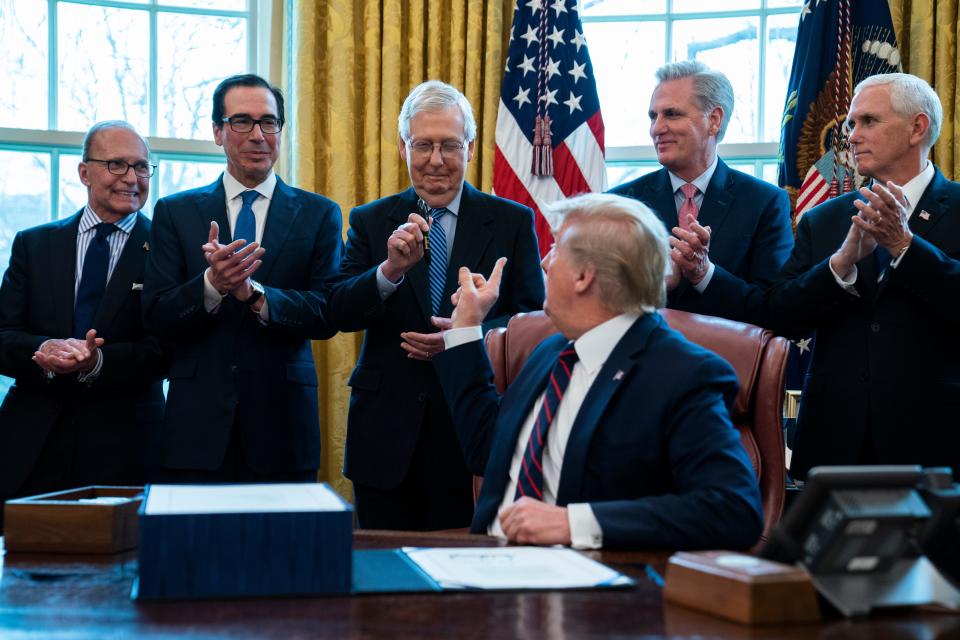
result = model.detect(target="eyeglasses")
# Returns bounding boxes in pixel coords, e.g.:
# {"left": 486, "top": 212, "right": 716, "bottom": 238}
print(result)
{"left": 407, "top": 139, "right": 467, "bottom": 160}
{"left": 222, "top": 115, "right": 283, "bottom": 134}
{"left": 86, "top": 158, "right": 156, "bottom": 178}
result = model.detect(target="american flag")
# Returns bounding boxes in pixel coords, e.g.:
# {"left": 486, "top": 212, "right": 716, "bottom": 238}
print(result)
{"left": 493, "top": 0, "right": 606, "bottom": 257}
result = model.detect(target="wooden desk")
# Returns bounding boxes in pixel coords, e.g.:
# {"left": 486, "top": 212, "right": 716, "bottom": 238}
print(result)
{"left": 1, "top": 531, "right": 958, "bottom": 639}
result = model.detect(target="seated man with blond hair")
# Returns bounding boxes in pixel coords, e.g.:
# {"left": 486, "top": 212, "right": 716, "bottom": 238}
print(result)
{"left": 434, "top": 193, "right": 762, "bottom": 550}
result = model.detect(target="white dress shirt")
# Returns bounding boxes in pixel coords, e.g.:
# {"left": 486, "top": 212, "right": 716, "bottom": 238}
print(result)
{"left": 444, "top": 312, "right": 641, "bottom": 549}
{"left": 203, "top": 170, "right": 277, "bottom": 319}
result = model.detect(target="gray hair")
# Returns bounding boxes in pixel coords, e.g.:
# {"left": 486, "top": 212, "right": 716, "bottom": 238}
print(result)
{"left": 655, "top": 60, "right": 734, "bottom": 141}
{"left": 397, "top": 80, "right": 477, "bottom": 143}
{"left": 854, "top": 72, "right": 942, "bottom": 148}
{"left": 82, "top": 120, "right": 148, "bottom": 162}
{"left": 545, "top": 193, "right": 670, "bottom": 314}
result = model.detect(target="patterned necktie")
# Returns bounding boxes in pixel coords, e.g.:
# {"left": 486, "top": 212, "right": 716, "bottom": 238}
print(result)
{"left": 427, "top": 207, "right": 448, "bottom": 315}
{"left": 515, "top": 342, "right": 579, "bottom": 500}
{"left": 679, "top": 183, "right": 700, "bottom": 231}
{"left": 234, "top": 190, "right": 259, "bottom": 245}
{"left": 74, "top": 222, "right": 118, "bottom": 338}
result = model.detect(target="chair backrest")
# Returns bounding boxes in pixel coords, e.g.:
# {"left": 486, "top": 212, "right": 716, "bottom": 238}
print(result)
{"left": 482, "top": 309, "right": 788, "bottom": 542}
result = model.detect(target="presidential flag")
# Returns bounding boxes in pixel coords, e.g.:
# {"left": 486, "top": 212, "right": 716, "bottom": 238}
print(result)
{"left": 778, "top": 0, "right": 899, "bottom": 225}
{"left": 494, "top": 0, "right": 606, "bottom": 257}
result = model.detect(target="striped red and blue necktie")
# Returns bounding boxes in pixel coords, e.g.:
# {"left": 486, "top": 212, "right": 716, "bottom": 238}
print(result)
{"left": 515, "top": 341, "right": 579, "bottom": 500}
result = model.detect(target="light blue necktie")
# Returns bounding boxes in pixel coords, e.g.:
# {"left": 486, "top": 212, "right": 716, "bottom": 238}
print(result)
{"left": 427, "top": 207, "right": 448, "bottom": 315}
{"left": 234, "top": 190, "right": 258, "bottom": 245}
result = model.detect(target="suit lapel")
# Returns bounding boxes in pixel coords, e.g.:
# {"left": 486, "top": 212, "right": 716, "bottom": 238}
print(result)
{"left": 93, "top": 214, "right": 149, "bottom": 332}
{"left": 50, "top": 211, "right": 82, "bottom": 337}
{"left": 875, "top": 169, "right": 951, "bottom": 299}
{"left": 555, "top": 314, "right": 659, "bottom": 505}
{"left": 647, "top": 169, "right": 679, "bottom": 229}
{"left": 444, "top": 183, "right": 493, "bottom": 317}
{"left": 257, "top": 178, "right": 301, "bottom": 282}
{"left": 391, "top": 188, "right": 433, "bottom": 322}
{"left": 697, "top": 159, "right": 734, "bottom": 235}
{"left": 199, "top": 177, "right": 231, "bottom": 244}
{"left": 907, "top": 169, "right": 950, "bottom": 241}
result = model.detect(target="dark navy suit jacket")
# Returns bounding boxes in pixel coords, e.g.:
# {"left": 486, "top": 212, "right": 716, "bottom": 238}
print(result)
{"left": 331, "top": 183, "right": 545, "bottom": 492}
{"left": 688, "top": 168, "right": 960, "bottom": 478}
{"left": 142, "top": 176, "right": 342, "bottom": 474}
{"left": 433, "top": 312, "right": 763, "bottom": 550}
{"left": 0, "top": 210, "right": 166, "bottom": 497}
{"left": 609, "top": 159, "right": 793, "bottom": 310}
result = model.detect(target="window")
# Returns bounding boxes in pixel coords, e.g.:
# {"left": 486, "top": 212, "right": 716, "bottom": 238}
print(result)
{"left": 0, "top": 0, "right": 264, "bottom": 400}
{"left": 581, "top": 0, "right": 802, "bottom": 186}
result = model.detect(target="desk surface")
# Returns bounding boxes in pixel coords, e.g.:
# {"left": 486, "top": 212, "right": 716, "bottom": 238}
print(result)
{"left": 1, "top": 530, "right": 959, "bottom": 639}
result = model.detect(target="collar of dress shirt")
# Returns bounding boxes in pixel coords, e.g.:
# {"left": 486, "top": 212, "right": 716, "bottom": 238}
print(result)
{"left": 898, "top": 161, "right": 935, "bottom": 218}
{"left": 668, "top": 154, "right": 719, "bottom": 197}
{"left": 222, "top": 169, "right": 277, "bottom": 203}
{"left": 80, "top": 205, "right": 137, "bottom": 235}
{"left": 572, "top": 312, "right": 642, "bottom": 375}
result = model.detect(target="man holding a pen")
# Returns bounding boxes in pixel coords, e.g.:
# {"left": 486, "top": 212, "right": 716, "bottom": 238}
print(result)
{"left": 331, "top": 80, "right": 544, "bottom": 531}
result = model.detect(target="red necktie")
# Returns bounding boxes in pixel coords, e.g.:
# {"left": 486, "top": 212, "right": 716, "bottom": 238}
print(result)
{"left": 515, "top": 342, "right": 579, "bottom": 500}
{"left": 679, "top": 183, "right": 699, "bottom": 231}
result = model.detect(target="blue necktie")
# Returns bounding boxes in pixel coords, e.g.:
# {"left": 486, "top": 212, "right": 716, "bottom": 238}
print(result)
{"left": 234, "top": 190, "right": 258, "bottom": 245}
{"left": 515, "top": 342, "right": 579, "bottom": 500}
{"left": 74, "top": 222, "right": 118, "bottom": 338}
{"left": 427, "top": 207, "right": 448, "bottom": 315}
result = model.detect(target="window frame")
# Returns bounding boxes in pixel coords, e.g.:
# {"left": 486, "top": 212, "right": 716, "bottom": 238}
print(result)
{"left": 0, "top": 0, "right": 274, "bottom": 217}
{"left": 581, "top": 0, "right": 802, "bottom": 183}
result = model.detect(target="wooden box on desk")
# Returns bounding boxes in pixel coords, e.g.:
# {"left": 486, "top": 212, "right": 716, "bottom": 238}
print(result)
{"left": 3, "top": 486, "right": 142, "bottom": 554}
{"left": 663, "top": 551, "right": 820, "bottom": 625}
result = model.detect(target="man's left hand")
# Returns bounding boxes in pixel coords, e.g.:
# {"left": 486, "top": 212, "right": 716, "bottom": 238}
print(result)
{"left": 498, "top": 497, "right": 571, "bottom": 545}
{"left": 33, "top": 330, "right": 104, "bottom": 375}
{"left": 400, "top": 316, "right": 452, "bottom": 360}
{"left": 670, "top": 219, "right": 712, "bottom": 284}
{"left": 852, "top": 181, "right": 913, "bottom": 255}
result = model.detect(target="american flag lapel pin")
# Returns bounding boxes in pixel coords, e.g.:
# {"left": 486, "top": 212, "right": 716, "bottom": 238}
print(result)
{"left": 919, "top": 210, "right": 931, "bottom": 221}
{"left": 613, "top": 370, "right": 624, "bottom": 381}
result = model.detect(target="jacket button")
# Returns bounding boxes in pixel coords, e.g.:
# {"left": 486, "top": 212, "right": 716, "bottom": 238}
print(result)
{"left": 230, "top": 365, "right": 238, "bottom": 374}
{"left": 870, "top": 322, "right": 880, "bottom": 332}
{"left": 417, "top": 393, "right": 427, "bottom": 402}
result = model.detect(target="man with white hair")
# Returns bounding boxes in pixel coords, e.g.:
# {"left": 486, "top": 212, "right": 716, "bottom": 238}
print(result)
{"left": 610, "top": 60, "right": 793, "bottom": 309}
{"left": 433, "top": 193, "right": 763, "bottom": 550}
{"left": 671, "top": 72, "right": 960, "bottom": 479}
{"left": 332, "top": 80, "right": 544, "bottom": 530}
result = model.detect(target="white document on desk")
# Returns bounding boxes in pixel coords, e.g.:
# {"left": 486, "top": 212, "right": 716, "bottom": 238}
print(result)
{"left": 402, "top": 546, "right": 633, "bottom": 590}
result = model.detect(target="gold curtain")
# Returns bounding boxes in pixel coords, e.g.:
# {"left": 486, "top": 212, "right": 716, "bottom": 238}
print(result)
{"left": 288, "top": 0, "right": 515, "bottom": 500}
{"left": 888, "top": 0, "right": 959, "bottom": 178}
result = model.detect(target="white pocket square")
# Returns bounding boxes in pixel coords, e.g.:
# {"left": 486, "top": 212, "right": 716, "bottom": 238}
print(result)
{"left": 132, "top": 283, "right": 143, "bottom": 291}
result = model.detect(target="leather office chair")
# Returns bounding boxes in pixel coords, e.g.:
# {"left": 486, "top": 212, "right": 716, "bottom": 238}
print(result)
{"left": 481, "top": 309, "right": 789, "bottom": 542}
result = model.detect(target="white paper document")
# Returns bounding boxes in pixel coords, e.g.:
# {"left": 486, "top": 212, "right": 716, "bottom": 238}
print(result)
{"left": 402, "top": 546, "right": 633, "bottom": 590}
{"left": 144, "top": 483, "right": 347, "bottom": 515}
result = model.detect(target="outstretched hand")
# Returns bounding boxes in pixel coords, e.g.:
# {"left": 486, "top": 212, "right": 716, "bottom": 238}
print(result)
{"left": 33, "top": 329, "right": 104, "bottom": 375}
{"left": 450, "top": 257, "right": 507, "bottom": 329}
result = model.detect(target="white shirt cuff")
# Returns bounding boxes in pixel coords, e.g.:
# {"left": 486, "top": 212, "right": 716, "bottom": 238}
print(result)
{"left": 376, "top": 264, "right": 401, "bottom": 300}
{"left": 77, "top": 348, "right": 103, "bottom": 383}
{"left": 443, "top": 326, "right": 483, "bottom": 349}
{"left": 203, "top": 268, "right": 227, "bottom": 312}
{"left": 829, "top": 260, "right": 860, "bottom": 296}
{"left": 889, "top": 243, "right": 911, "bottom": 269}
{"left": 568, "top": 503, "right": 603, "bottom": 549}
{"left": 691, "top": 262, "right": 715, "bottom": 293}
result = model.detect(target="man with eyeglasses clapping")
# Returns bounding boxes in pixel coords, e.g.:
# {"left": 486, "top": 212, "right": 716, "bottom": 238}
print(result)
{"left": 143, "top": 74, "right": 343, "bottom": 484}
{"left": 0, "top": 121, "right": 168, "bottom": 530}
{"left": 331, "top": 80, "right": 545, "bottom": 530}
